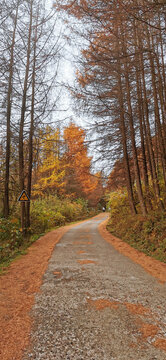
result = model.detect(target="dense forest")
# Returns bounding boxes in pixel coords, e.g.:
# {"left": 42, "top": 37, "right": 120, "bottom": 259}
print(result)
{"left": 54, "top": 0, "right": 166, "bottom": 262}
{"left": 0, "top": 0, "right": 166, "bottom": 265}
{"left": 55, "top": 0, "right": 166, "bottom": 214}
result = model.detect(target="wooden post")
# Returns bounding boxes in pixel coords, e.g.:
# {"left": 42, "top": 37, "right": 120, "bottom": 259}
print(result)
{"left": 21, "top": 202, "right": 25, "bottom": 232}
{"left": 18, "top": 190, "right": 30, "bottom": 233}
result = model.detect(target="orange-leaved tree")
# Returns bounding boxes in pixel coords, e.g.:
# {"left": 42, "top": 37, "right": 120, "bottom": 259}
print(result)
{"left": 63, "top": 123, "right": 103, "bottom": 204}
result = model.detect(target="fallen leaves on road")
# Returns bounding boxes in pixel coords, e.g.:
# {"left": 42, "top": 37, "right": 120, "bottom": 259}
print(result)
{"left": 124, "top": 303, "right": 151, "bottom": 316}
{"left": 87, "top": 296, "right": 165, "bottom": 352}
{"left": 98, "top": 219, "right": 166, "bottom": 353}
{"left": 0, "top": 214, "right": 101, "bottom": 360}
{"left": 73, "top": 241, "right": 93, "bottom": 245}
{"left": 139, "top": 323, "right": 159, "bottom": 339}
{"left": 0, "top": 215, "right": 165, "bottom": 360}
{"left": 87, "top": 298, "right": 119, "bottom": 310}
{"left": 53, "top": 271, "right": 62, "bottom": 278}
{"left": 77, "top": 259, "right": 97, "bottom": 264}
{"left": 154, "top": 338, "right": 166, "bottom": 351}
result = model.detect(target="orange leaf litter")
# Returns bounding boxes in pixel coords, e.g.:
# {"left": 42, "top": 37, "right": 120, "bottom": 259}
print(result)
{"left": 73, "top": 241, "right": 93, "bottom": 245}
{"left": 139, "top": 323, "right": 159, "bottom": 339}
{"left": 53, "top": 271, "right": 62, "bottom": 278}
{"left": 87, "top": 298, "right": 119, "bottom": 310}
{"left": 154, "top": 338, "right": 166, "bottom": 351}
{"left": 77, "top": 259, "right": 97, "bottom": 264}
{"left": 86, "top": 298, "right": 150, "bottom": 315}
{"left": 124, "top": 303, "right": 151, "bottom": 316}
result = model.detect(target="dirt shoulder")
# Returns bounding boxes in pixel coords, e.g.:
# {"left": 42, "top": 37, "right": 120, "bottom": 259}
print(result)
{"left": 99, "top": 218, "right": 166, "bottom": 284}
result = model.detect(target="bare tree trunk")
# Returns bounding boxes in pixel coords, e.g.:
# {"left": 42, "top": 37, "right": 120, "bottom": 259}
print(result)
{"left": 146, "top": 29, "right": 166, "bottom": 185}
{"left": 138, "top": 34, "right": 164, "bottom": 209}
{"left": 116, "top": 33, "right": 137, "bottom": 215}
{"left": 121, "top": 33, "right": 147, "bottom": 216}
{"left": 134, "top": 24, "right": 149, "bottom": 191}
{"left": 26, "top": 5, "right": 39, "bottom": 228}
{"left": 142, "top": 117, "right": 154, "bottom": 182}
{"left": 4, "top": 1, "right": 20, "bottom": 217}
{"left": 158, "top": 13, "right": 166, "bottom": 106}
{"left": 19, "top": 0, "right": 33, "bottom": 231}
{"left": 155, "top": 40, "right": 166, "bottom": 152}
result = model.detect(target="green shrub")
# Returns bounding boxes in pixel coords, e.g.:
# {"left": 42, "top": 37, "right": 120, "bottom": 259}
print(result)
{"left": 53, "top": 212, "right": 65, "bottom": 226}
{"left": 143, "top": 219, "right": 154, "bottom": 234}
{"left": 61, "top": 202, "right": 75, "bottom": 221}
{"left": 0, "top": 218, "right": 23, "bottom": 262}
{"left": 30, "top": 195, "right": 94, "bottom": 232}
{"left": 107, "top": 189, "right": 129, "bottom": 216}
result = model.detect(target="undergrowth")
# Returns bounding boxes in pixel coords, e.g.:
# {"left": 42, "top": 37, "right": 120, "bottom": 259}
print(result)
{"left": 106, "top": 190, "right": 166, "bottom": 263}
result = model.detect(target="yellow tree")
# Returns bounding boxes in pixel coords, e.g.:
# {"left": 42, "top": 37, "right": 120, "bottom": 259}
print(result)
{"left": 32, "top": 126, "right": 65, "bottom": 197}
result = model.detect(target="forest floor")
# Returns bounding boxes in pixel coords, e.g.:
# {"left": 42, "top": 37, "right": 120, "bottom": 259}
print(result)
{"left": 0, "top": 213, "right": 166, "bottom": 360}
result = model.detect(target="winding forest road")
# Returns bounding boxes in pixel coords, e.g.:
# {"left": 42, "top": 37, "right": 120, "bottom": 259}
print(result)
{"left": 22, "top": 214, "right": 166, "bottom": 360}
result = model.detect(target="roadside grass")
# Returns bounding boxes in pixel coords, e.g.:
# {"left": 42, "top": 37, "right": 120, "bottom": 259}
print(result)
{"left": 0, "top": 196, "right": 98, "bottom": 273}
{"left": 106, "top": 190, "right": 166, "bottom": 263}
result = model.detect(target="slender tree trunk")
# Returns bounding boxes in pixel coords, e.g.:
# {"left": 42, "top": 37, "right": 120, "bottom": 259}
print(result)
{"left": 4, "top": 1, "right": 19, "bottom": 217}
{"left": 142, "top": 117, "right": 154, "bottom": 183}
{"left": 19, "top": 0, "right": 33, "bottom": 230}
{"left": 158, "top": 13, "right": 166, "bottom": 106}
{"left": 134, "top": 24, "right": 149, "bottom": 191}
{"left": 146, "top": 30, "right": 166, "bottom": 185}
{"left": 26, "top": 6, "right": 39, "bottom": 228}
{"left": 121, "top": 33, "right": 147, "bottom": 216}
{"left": 155, "top": 41, "right": 166, "bottom": 152}
{"left": 116, "top": 33, "right": 137, "bottom": 215}
{"left": 138, "top": 34, "right": 164, "bottom": 209}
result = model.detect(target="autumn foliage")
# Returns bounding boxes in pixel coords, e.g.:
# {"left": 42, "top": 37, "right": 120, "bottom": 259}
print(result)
{"left": 31, "top": 123, "right": 103, "bottom": 207}
{"left": 63, "top": 123, "right": 103, "bottom": 205}
{"left": 55, "top": 0, "right": 166, "bottom": 216}
{"left": 32, "top": 126, "right": 65, "bottom": 197}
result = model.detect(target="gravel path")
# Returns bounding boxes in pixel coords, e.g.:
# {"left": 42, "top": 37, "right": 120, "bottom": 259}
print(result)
{"left": 23, "top": 214, "right": 166, "bottom": 360}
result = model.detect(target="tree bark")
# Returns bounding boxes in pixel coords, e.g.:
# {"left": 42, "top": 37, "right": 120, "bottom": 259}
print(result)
{"left": 19, "top": 0, "right": 33, "bottom": 230}
{"left": 4, "top": 1, "right": 19, "bottom": 217}
{"left": 138, "top": 33, "right": 165, "bottom": 209}
{"left": 121, "top": 32, "right": 147, "bottom": 216}
{"left": 116, "top": 32, "right": 137, "bottom": 215}
{"left": 26, "top": 5, "right": 39, "bottom": 228}
{"left": 134, "top": 24, "right": 149, "bottom": 191}
{"left": 146, "top": 29, "right": 166, "bottom": 185}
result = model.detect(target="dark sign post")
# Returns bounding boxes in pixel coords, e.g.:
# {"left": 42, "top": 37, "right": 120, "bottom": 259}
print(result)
{"left": 18, "top": 190, "right": 30, "bottom": 232}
